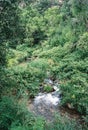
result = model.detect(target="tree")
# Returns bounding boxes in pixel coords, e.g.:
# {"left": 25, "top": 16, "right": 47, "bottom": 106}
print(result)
{"left": 0, "top": 0, "right": 21, "bottom": 96}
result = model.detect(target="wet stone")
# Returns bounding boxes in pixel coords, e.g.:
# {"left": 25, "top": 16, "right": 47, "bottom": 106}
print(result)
{"left": 28, "top": 79, "right": 61, "bottom": 121}
{"left": 28, "top": 91, "right": 61, "bottom": 121}
{"left": 27, "top": 79, "right": 82, "bottom": 122}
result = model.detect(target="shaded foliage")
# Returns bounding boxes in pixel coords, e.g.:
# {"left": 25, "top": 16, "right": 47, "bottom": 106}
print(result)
{"left": 0, "top": 0, "right": 88, "bottom": 129}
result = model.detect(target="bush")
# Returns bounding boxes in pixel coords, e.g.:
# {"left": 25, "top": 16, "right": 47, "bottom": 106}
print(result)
{"left": 77, "top": 32, "right": 88, "bottom": 58}
{"left": 44, "top": 85, "right": 53, "bottom": 92}
{"left": 0, "top": 96, "right": 18, "bottom": 130}
{"left": 2, "top": 57, "right": 50, "bottom": 98}
{"left": 0, "top": 96, "right": 36, "bottom": 130}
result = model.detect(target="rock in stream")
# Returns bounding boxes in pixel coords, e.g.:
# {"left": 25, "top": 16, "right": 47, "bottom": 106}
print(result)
{"left": 28, "top": 79, "right": 61, "bottom": 121}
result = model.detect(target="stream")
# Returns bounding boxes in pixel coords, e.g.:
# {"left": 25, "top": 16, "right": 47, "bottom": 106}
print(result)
{"left": 27, "top": 79, "right": 81, "bottom": 122}
{"left": 28, "top": 79, "right": 62, "bottom": 121}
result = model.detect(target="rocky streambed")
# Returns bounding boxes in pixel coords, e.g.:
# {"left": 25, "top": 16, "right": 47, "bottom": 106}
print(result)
{"left": 28, "top": 79, "right": 61, "bottom": 121}
{"left": 27, "top": 78, "right": 81, "bottom": 122}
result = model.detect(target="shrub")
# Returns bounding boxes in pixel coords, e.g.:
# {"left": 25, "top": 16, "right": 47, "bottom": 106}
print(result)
{"left": 0, "top": 96, "right": 18, "bottom": 130}
{"left": 44, "top": 85, "right": 53, "bottom": 92}
{"left": 77, "top": 32, "right": 88, "bottom": 58}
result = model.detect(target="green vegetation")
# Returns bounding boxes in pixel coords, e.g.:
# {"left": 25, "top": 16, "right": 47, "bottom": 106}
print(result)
{"left": 0, "top": 0, "right": 88, "bottom": 129}
{"left": 44, "top": 85, "right": 53, "bottom": 92}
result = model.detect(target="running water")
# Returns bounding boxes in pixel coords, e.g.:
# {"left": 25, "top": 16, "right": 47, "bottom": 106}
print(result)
{"left": 28, "top": 79, "right": 61, "bottom": 121}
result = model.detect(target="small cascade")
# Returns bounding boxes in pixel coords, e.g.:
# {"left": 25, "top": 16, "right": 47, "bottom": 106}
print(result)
{"left": 28, "top": 79, "right": 61, "bottom": 121}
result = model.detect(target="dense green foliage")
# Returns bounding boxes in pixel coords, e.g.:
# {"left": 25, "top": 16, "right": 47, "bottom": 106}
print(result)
{"left": 0, "top": 0, "right": 88, "bottom": 129}
{"left": 0, "top": 96, "right": 86, "bottom": 130}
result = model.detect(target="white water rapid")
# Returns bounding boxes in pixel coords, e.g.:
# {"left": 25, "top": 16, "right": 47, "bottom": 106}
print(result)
{"left": 28, "top": 79, "right": 61, "bottom": 121}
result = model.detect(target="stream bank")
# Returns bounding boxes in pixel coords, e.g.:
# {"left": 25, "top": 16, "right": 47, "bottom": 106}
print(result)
{"left": 27, "top": 78, "right": 82, "bottom": 122}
